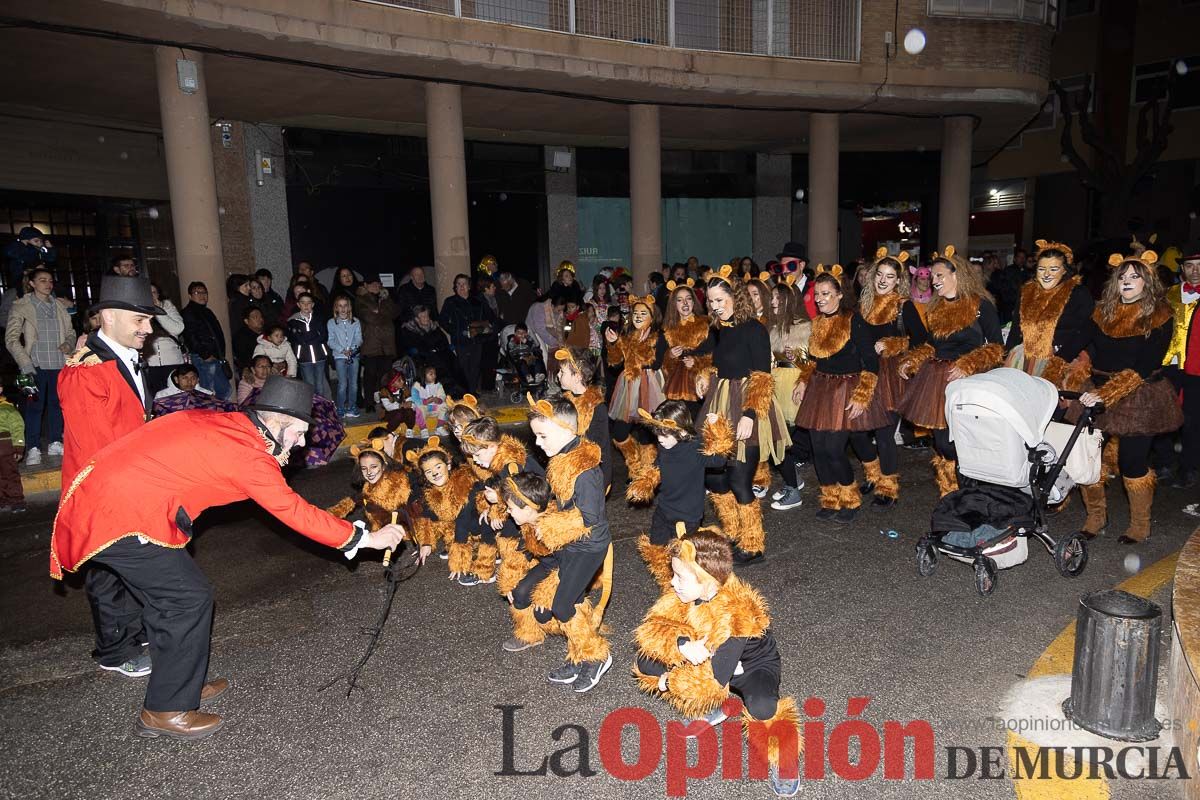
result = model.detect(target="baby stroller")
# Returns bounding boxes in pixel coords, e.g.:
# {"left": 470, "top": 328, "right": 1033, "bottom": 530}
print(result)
{"left": 496, "top": 332, "right": 548, "bottom": 404}
{"left": 915, "top": 368, "right": 1103, "bottom": 596}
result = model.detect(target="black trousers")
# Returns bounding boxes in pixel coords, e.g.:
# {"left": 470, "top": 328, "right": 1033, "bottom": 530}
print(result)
{"left": 511, "top": 547, "right": 605, "bottom": 624}
{"left": 610, "top": 419, "right": 653, "bottom": 445}
{"left": 704, "top": 444, "right": 760, "bottom": 504}
{"left": 636, "top": 655, "right": 781, "bottom": 721}
{"left": 932, "top": 428, "right": 957, "bottom": 461}
{"left": 86, "top": 562, "right": 147, "bottom": 667}
{"left": 849, "top": 413, "right": 899, "bottom": 475}
{"left": 457, "top": 340, "right": 484, "bottom": 394}
{"left": 361, "top": 355, "right": 391, "bottom": 410}
{"left": 810, "top": 430, "right": 853, "bottom": 486}
{"left": 648, "top": 511, "right": 698, "bottom": 546}
{"left": 778, "top": 427, "right": 813, "bottom": 488}
{"left": 1116, "top": 434, "right": 1153, "bottom": 480}
{"left": 1183, "top": 374, "right": 1200, "bottom": 471}
{"left": 91, "top": 539, "right": 214, "bottom": 712}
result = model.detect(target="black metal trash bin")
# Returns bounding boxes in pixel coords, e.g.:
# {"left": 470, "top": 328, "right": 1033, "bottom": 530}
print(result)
{"left": 1062, "top": 589, "right": 1163, "bottom": 742}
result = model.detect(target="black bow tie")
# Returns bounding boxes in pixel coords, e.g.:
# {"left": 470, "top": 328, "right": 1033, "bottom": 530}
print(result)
{"left": 131, "top": 358, "right": 142, "bottom": 375}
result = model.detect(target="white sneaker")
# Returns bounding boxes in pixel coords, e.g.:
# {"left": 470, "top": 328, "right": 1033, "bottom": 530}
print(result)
{"left": 752, "top": 485, "right": 768, "bottom": 499}
{"left": 47, "top": 441, "right": 64, "bottom": 456}
{"left": 24, "top": 447, "right": 42, "bottom": 467}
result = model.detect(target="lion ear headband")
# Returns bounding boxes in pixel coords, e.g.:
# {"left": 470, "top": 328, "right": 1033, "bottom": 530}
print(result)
{"left": 637, "top": 407, "right": 685, "bottom": 433}
{"left": 1034, "top": 238, "right": 1075, "bottom": 266}
{"left": 815, "top": 263, "right": 844, "bottom": 278}
{"left": 449, "top": 393, "right": 481, "bottom": 417}
{"left": 554, "top": 348, "right": 578, "bottom": 370}
{"left": 874, "top": 246, "right": 910, "bottom": 265}
{"left": 526, "top": 393, "right": 576, "bottom": 432}
{"left": 673, "top": 536, "right": 719, "bottom": 587}
{"left": 665, "top": 278, "right": 695, "bottom": 291}
{"left": 406, "top": 435, "right": 449, "bottom": 466}
{"left": 504, "top": 462, "right": 538, "bottom": 509}
{"left": 709, "top": 264, "right": 736, "bottom": 287}
{"left": 349, "top": 436, "right": 390, "bottom": 460}
{"left": 1108, "top": 250, "right": 1158, "bottom": 270}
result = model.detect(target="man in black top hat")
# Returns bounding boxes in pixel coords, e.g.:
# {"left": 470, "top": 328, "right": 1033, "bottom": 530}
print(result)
{"left": 4, "top": 226, "right": 57, "bottom": 295}
{"left": 50, "top": 375, "right": 408, "bottom": 740}
{"left": 60, "top": 275, "right": 166, "bottom": 678}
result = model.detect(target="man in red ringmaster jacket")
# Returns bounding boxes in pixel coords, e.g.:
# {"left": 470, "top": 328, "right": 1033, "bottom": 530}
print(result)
{"left": 51, "top": 376, "right": 406, "bottom": 740}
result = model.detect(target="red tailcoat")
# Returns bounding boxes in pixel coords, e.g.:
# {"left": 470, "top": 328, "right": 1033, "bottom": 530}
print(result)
{"left": 58, "top": 338, "right": 149, "bottom": 484}
{"left": 51, "top": 410, "right": 354, "bottom": 578}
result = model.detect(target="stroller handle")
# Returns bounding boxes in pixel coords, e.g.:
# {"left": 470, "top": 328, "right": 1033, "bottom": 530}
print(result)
{"left": 1058, "top": 390, "right": 1104, "bottom": 417}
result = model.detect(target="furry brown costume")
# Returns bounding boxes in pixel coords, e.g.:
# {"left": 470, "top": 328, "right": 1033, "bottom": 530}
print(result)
{"left": 1018, "top": 276, "right": 1082, "bottom": 360}
{"left": 607, "top": 330, "right": 658, "bottom": 381}
{"left": 568, "top": 385, "right": 604, "bottom": 437}
{"left": 863, "top": 292, "right": 903, "bottom": 327}
{"left": 743, "top": 370, "right": 775, "bottom": 422}
{"left": 806, "top": 311, "right": 852, "bottom": 359}
{"left": 411, "top": 466, "right": 475, "bottom": 554}
{"left": 925, "top": 296, "right": 982, "bottom": 340}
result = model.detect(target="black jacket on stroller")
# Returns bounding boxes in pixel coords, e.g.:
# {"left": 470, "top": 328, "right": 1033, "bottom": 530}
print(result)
{"left": 931, "top": 486, "right": 1035, "bottom": 539}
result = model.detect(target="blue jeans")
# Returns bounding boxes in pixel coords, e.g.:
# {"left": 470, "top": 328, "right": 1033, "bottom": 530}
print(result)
{"left": 333, "top": 356, "right": 359, "bottom": 414}
{"left": 298, "top": 360, "right": 332, "bottom": 400}
{"left": 191, "top": 356, "right": 232, "bottom": 401}
{"left": 25, "top": 367, "right": 63, "bottom": 448}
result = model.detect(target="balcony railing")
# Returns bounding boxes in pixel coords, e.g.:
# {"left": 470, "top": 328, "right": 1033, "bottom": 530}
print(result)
{"left": 360, "top": 0, "right": 861, "bottom": 62}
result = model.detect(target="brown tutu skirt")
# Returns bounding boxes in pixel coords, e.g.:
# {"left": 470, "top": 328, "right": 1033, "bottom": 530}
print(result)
{"left": 877, "top": 353, "right": 905, "bottom": 413}
{"left": 895, "top": 358, "right": 955, "bottom": 430}
{"left": 1067, "top": 376, "right": 1184, "bottom": 437}
{"left": 663, "top": 361, "right": 700, "bottom": 402}
{"left": 699, "top": 376, "right": 792, "bottom": 464}
{"left": 795, "top": 371, "right": 892, "bottom": 432}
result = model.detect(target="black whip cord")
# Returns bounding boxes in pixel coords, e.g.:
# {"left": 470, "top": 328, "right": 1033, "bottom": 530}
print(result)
{"left": 319, "top": 543, "right": 421, "bottom": 696}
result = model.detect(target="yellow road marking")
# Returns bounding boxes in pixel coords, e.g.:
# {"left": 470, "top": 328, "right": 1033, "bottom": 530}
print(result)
{"left": 1010, "top": 551, "right": 1179, "bottom": 799}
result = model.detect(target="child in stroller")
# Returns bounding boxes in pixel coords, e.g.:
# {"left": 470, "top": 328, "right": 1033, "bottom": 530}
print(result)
{"left": 497, "top": 323, "right": 548, "bottom": 403}
{"left": 916, "top": 368, "right": 1102, "bottom": 596}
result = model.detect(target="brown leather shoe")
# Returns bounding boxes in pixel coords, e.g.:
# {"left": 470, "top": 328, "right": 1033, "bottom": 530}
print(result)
{"left": 200, "top": 678, "right": 229, "bottom": 704}
{"left": 135, "top": 709, "right": 223, "bottom": 740}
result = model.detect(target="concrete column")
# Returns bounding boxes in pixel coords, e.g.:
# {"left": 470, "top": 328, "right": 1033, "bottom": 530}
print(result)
{"left": 425, "top": 82, "right": 471, "bottom": 305}
{"left": 753, "top": 153, "right": 792, "bottom": 266}
{"left": 938, "top": 116, "right": 974, "bottom": 251}
{"left": 545, "top": 146, "right": 577, "bottom": 287}
{"left": 244, "top": 123, "right": 293, "bottom": 289}
{"left": 806, "top": 113, "right": 839, "bottom": 266}
{"left": 629, "top": 105, "right": 662, "bottom": 289}
{"left": 154, "top": 47, "right": 228, "bottom": 353}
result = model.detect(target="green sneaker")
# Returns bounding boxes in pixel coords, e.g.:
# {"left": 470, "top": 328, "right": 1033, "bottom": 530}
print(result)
{"left": 100, "top": 652, "right": 152, "bottom": 677}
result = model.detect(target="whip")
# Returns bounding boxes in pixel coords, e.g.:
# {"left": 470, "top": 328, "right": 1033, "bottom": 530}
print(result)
{"left": 319, "top": 510, "right": 420, "bottom": 696}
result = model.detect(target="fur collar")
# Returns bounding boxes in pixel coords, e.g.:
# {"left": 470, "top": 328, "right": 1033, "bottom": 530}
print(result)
{"left": 639, "top": 574, "right": 770, "bottom": 653}
{"left": 569, "top": 385, "right": 603, "bottom": 436}
{"left": 1093, "top": 300, "right": 1173, "bottom": 339}
{"left": 664, "top": 315, "right": 710, "bottom": 349}
{"left": 617, "top": 330, "right": 658, "bottom": 377}
{"left": 547, "top": 438, "right": 602, "bottom": 504}
{"left": 485, "top": 434, "right": 529, "bottom": 478}
{"left": 423, "top": 466, "right": 475, "bottom": 522}
{"left": 807, "top": 311, "right": 852, "bottom": 359}
{"left": 926, "top": 296, "right": 981, "bottom": 340}
{"left": 863, "top": 292, "right": 903, "bottom": 326}
{"left": 1018, "top": 276, "right": 1081, "bottom": 358}
{"left": 362, "top": 471, "right": 412, "bottom": 522}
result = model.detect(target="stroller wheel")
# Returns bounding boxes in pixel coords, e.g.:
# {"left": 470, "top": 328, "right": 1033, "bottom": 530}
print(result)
{"left": 974, "top": 557, "right": 998, "bottom": 596}
{"left": 1053, "top": 533, "right": 1089, "bottom": 578}
{"left": 915, "top": 538, "right": 937, "bottom": 577}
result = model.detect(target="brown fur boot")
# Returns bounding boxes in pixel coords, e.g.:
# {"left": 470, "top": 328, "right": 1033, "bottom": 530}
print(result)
{"left": 860, "top": 458, "right": 883, "bottom": 492}
{"left": 447, "top": 540, "right": 473, "bottom": 576}
{"left": 1079, "top": 482, "right": 1107, "bottom": 538}
{"left": 736, "top": 500, "right": 766, "bottom": 554}
{"left": 614, "top": 437, "right": 641, "bottom": 482}
{"left": 471, "top": 542, "right": 498, "bottom": 584}
{"left": 709, "top": 490, "right": 741, "bottom": 534}
{"left": 753, "top": 460, "right": 771, "bottom": 488}
{"left": 874, "top": 473, "right": 900, "bottom": 501}
{"left": 564, "top": 601, "right": 610, "bottom": 664}
{"left": 1102, "top": 436, "right": 1120, "bottom": 482}
{"left": 1119, "top": 473, "right": 1155, "bottom": 544}
{"left": 495, "top": 537, "right": 528, "bottom": 596}
{"left": 637, "top": 535, "right": 673, "bottom": 594}
{"left": 817, "top": 484, "right": 840, "bottom": 510}
{"left": 931, "top": 454, "right": 959, "bottom": 497}
{"left": 509, "top": 605, "right": 545, "bottom": 647}
{"left": 742, "top": 695, "right": 802, "bottom": 776}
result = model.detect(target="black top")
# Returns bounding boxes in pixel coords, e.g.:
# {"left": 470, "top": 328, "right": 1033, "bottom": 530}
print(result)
{"left": 859, "top": 305, "right": 904, "bottom": 343}
{"left": 812, "top": 312, "right": 880, "bottom": 376}
{"left": 901, "top": 301, "right": 929, "bottom": 349}
{"left": 555, "top": 437, "right": 610, "bottom": 555}
{"left": 1006, "top": 282, "right": 1094, "bottom": 363}
{"left": 180, "top": 302, "right": 226, "bottom": 361}
{"left": 397, "top": 281, "right": 438, "bottom": 323}
{"left": 584, "top": 401, "right": 613, "bottom": 492}
{"left": 710, "top": 629, "right": 781, "bottom": 685}
{"left": 440, "top": 294, "right": 494, "bottom": 350}
{"left": 689, "top": 319, "right": 772, "bottom": 380}
{"left": 907, "top": 297, "right": 1003, "bottom": 359}
{"left": 1085, "top": 314, "right": 1173, "bottom": 380}
{"left": 651, "top": 438, "right": 726, "bottom": 526}
{"left": 232, "top": 324, "right": 260, "bottom": 371}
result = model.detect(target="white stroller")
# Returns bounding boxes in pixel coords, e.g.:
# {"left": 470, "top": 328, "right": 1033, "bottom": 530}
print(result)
{"left": 915, "top": 368, "right": 1103, "bottom": 596}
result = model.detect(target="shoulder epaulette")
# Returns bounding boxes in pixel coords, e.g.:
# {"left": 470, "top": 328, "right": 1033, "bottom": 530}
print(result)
{"left": 64, "top": 346, "right": 104, "bottom": 368}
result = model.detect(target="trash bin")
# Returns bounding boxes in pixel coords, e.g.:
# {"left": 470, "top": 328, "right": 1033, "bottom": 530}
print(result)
{"left": 1062, "top": 589, "right": 1163, "bottom": 742}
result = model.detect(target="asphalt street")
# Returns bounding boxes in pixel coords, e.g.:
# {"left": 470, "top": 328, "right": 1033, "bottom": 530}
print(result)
{"left": 0, "top": 444, "right": 1193, "bottom": 800}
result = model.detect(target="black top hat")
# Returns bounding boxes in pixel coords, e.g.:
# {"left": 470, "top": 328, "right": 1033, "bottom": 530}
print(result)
{"left": 1183, "top": 241, "right": 1200, "bottom": 262}
{"left": 776, "top": 242, "right": 807, "bottom": 262}
{"left": 90, "top": 276, "right": 164, "bottom": 315}
{"left": 249, "top": 375, "right": 315, "bottom": 424}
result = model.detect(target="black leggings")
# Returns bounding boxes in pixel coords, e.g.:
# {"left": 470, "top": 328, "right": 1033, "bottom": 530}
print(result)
{"left": 849, "top": 414, "right": 899, "bottom": 475}
{"left": 610, "top": 418, "right": 653, "bottom": 445}
{"left": 511, "top": 548, "right": 605, "bottom": 624}
{"left": 1116, "top": 434, "right": 1152, "bottom": 480}
{"left": 810, "top": 430, "right": 853, "bottom": 486}
{"left": 779, "top": 427, "right": 813, "bottom": 488}
{"left": 704, "top": 445, "right": 761, "bottom": 504}
{"left": 932, "top": 428, "right": 957, "bottom": 461}
{"left": 636, "top": 656, "right": 781, "bottom": 721}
